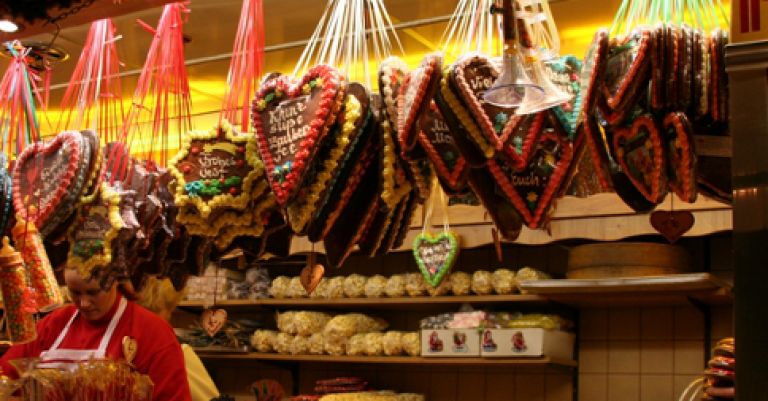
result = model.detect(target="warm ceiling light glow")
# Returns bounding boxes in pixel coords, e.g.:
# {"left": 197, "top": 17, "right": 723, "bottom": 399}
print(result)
{"left": 0, "top": 19, "right": 19, "bottom": 33}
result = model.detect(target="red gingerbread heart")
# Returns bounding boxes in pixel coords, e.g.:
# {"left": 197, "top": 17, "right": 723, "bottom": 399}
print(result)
{"left": 452, "top": 54, "right": 543, "bottom": 169}
{"left": 663, "top": 112, "right": 697, "bottom": 203}
{"left": 13, "top": 131, "right": 84, "bottom": 228}
{"left": 650, "top": 210, "right": 694, "bottom": 244}
{"left": 417, "top": 102, "right": 468, "bottom": 191}
{"left": 600, "top": 28, "right": 653, "bottom": 113}
{"left": 488, "top": 123, "right": 574, "bottom": 229}
{"left": 397, "top": 53, "right": 442, "bottom": 152}
{"left": 252, "top": 65, "right": 345, "bottom": 205}
{"left": 613, "top": 114, "right": 668, "bottom": 204}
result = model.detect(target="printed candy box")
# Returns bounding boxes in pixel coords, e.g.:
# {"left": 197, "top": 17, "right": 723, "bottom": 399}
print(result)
{"left": 420, "top": 329, "right": 480, "bottom": 357}
{"left": 479, "top": 328, "right": 575, "bottom": 359}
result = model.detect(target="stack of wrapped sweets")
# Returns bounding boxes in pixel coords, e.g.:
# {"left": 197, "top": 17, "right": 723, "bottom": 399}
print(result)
{"left": 268, "top": 267, "right": 550, "bottom": 299}
{"left": 314, "top": 377, "right": 368, "bottom": 395}
{"left": 420, "top": 311, "right": 488, "bottom": 330}
{"left": 185, "top": 264, "right": 241, "bottom": 301}
{"left": 482, "top": 313, "right": 573, "bottom": 330}
{"left": 703, "top": 338, "right": 735, "bottom": 400}
{"left": 319, "top": 392, "right": 424, "bottom": 401}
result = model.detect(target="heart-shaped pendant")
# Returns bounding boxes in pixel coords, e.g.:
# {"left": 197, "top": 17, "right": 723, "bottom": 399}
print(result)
{"left": 613, "top": 114, "right": 668, "bottom": 204}
{"left": 13, "top": 131, "right": 84, "bottom": 229}
{"left": 201, "top": 308, "right": 228, "bottom": 337}
{"left": 546, "top": 55, "right": 583, "bottom": 137}
{"left": 601, "top": 28, "right": 653, "bottom": 113}
{"left": 300, "top": 263, "right": 325, "bottom": 295}
{"left": 169, "top": 121, "right": 264, "bottom": 218}
{"left": 452, "top": 54, "right": 541, "bottom": 169}
{"left": 413, "top": 231, "right": 459, "bottom": 287}
{"left": 650, "top": 210, "right": 694, "bottom": 244}
{"left": 122, "top": 336, "right": 138, "bottom": 365}
{"left": 398, "top": 53, "right": 443, "bottom": 151}
{"left": 488, "top": 122, "right": 574, "bottom": 229}
{"left": 252, "top": 65, "right": 345, "bottom": 205}
{"left": 418, "top": 102, "right": 468, "bottom": 191}
{"left": 663, "top": 112, "right": 697, "bottom": 203}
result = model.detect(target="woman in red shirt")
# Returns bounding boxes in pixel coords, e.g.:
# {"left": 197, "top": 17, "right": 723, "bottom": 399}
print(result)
{"left": 0, "top": 268, "right": 192, "bottom": 401}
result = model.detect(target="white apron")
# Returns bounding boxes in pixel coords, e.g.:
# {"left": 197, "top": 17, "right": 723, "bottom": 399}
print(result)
{"left": 37, "top": 297, "right": 127, "bottom": 371}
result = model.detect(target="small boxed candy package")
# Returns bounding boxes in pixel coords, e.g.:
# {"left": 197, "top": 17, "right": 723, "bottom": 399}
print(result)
{"left": 479, "top": 328, "right": 575, "bottom": 359}
{"left": 420, "top": 329, "right": 480, "bottom": 357}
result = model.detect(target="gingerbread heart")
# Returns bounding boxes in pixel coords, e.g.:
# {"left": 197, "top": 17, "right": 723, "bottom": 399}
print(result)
{"left": 488, "top": 126, "right": 574, "bottom": 229}
{"left": 300, "top": 263, "right": 325, "bottom": 295}
{"left": 663, "top": 112, "right": 697, "bottom": 203}
{"left": 398, "top": 53, "right": 442, "bottom": 151}
{"left": 379, "top": 56, "right": 409, "bottom": 131}
{"left": 663, "top": 24, "right": 680, "bottom": 110}
{"left": 417, "top": 102, "right": 468, "bottom": 191}
{"left": 252, "top": 65, "right": 345, "bottom": 205}
{"left": 613, "top": 114, "right": 668, "bottom": 204}
{"left": 452, "top": 54, "right": 542, "bottom": 169}
{"left": 650, "top": 210, "right": 694, "bottom": 244}
{"left": 413, "top": 231, "right": 459, "bottom": 287}
{"left": 650, "top": 24, "right": 666, "bottom": 110}
{"left": 201, "top": 308, "right": 228, "bottom": 337}
{"left": 13, "top": 131, "right": 84, "bottom": 229}
{"left": 579, "top": 30, "right": 609, "bottom": 127}
{"left": 546, "top": 55, "right": 583, "bottom": 137}
{"left": 601, "top": 28, "right": 653, "bottom": 113}
{"left": 677, "top": 25, "right": 694, "bottom": 111}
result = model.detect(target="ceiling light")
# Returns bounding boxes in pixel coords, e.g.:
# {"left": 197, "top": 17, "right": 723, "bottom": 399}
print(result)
{"left": 0, "top": 19, "right": 18, "bottom": 33}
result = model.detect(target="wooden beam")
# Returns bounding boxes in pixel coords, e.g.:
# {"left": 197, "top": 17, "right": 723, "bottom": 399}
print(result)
{"left": 0, "top": 0, "right": 177, "bottom": 41}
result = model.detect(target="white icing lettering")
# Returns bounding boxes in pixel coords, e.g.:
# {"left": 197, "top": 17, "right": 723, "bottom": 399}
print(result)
{"left": 197, "top": 152, "right": 236, "bottom": 179}
{"left": 266, "top": 96, "right": 312, "bottom": 164}
{"left": 512, "top": 172, "right": 541, "bottom": 187}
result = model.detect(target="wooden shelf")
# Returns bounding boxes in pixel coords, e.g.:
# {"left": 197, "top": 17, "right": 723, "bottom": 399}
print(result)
{"left": 518, "top": 273, "right": 733, "bottom": 307}
{"left": 196, "top": 352, "right": 577, "bottom": 368}
{"left": 178, "top": 294, "right": 550, "bottom": 310}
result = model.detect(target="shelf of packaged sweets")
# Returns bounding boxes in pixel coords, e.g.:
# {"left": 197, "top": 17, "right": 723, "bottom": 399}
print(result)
{"left": 195, "top": 352, "right": 577, "bottom": 367}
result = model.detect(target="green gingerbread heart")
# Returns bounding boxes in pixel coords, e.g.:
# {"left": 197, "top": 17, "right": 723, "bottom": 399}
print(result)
{"left": 412, "top": 231, "right": 460, "bottom": 287}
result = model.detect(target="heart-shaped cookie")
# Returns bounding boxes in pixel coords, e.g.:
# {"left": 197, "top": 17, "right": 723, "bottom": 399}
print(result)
{"left": 169, "top": 121, "right": 264, "bottom": 218}
{"left": 412, "top": 231, "right": 459, "bottom": 287}
{"left": 613, "top": 114, "right": 668, "bottom": 204}
{"left": 300, "top": 263, "right": 325, "bottom": 295}
{"left": 663, "top": 25, "right": 681, "bottom": 110}
{"left": 488, "top": 126, "right": 574, "bottom": 229}
{"left": 546, "top": 55, "right": 583, "bottom": 137}
{"left": 379, "top": 56, "right": 409, "bottom": 132}
{"left": 398, "top": 53, "right": 443, "bottom": 151}
{"left": 663, "top": 112, "right": 697, "bottom": 203}
{"left": 579, "top": 30, "right": 609, "bottom": 126}
{"left": 13, "top": 131, "right": 84, "bottom": 230}
{"left": 201, "top": 308, "right": 228, "bottom": 337}
{"left": 452, "top": 54, "right": 542, "bottom": 169}
{"left": 677, "top": 25, "right": 694, "bottom": 111}
{"left": 650, "top": 210, "right": 694, "bottom": 244}
{"left": 650, "top": 24, "right": 666, "bottom": 110}
{"left": 601, "top": 28, "right": 653, "bottom": 113}
{"left": 252, "top": 65, "right": 345, "bottom": 205}
{"left": 709, "top": 29, "right": 728, "bottom": 123}
{"left": 417, "top": 102, "right": 468, "bottom": 191}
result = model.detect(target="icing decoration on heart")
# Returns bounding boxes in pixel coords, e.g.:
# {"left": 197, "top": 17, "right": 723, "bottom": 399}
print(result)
{"left": 438, "top": 67, "right": 495, "bottom": 159}
{"left": 650, "top": 210, "right": 694, "bottom": 244}
{"left": 412, "top": 231, "right": 459, "bottom": 287}
{"left": 488, "top": 125, "right": 574, "bottom": 229}
{"left": 417, "top": 102, "right": 468, "bottom": 191}
{"left": 13, "top": 131, "right": 83, "bottom": 230}
{"left": 213, "top": 194, "right": 278, "bottom": 250}
{"left": 692, "top": 30, "right": 708, "bottom": 118}
{"left": 177, "top": 180, "right": 269, "bottom": 236}
{"left": 678, "top": 26, "right": 694, "bottom": 111}
{"left": 663, "top": 112, "right": 697, "bottom": 203}
{"left": 379, "top": 56, "right": 409, "bottom": 131}
{"left": 201, "top": 308, "right": 228, "bottom": 337}
{"left": 379, "top": 106, "right": 412, "bottom": 210}
{"left": 650, "top": 24, "right": 666, "bottom": 111}
{"left": 169, "top": 120, "right": 263, "bottom": 218}
{"left": 78, "top": 130, "right": 104, "bottom": 204}
{"left": 601, "top": 28, "right": 652, "bottom": 112}
{"left": 663, "top": 25, "right": 680, "bottom": 110}
{"left": 613, "top": 114, "right": 667, "bottom": 204}
{"left": 253, "top": 65, "right": 345, "bottom": 205}
{"left": 546, "top": 55, "right": 583, "bottom": 138}
{"left": 452, "top": 54, "right": 542, "bottom": 169}
{"left": 300, "top": 263, "right": 325, "bottom": 295}
{"left": 579, "top": 30, "right": 609, "bottom": 126}
{"left": 406, "top": 158, "right": 434, "bottom": 202}
{"left": 287, "top": 83, "right": 366, "bottom": 233}
{"left": 397, "top": 53, "right": 443, "bottom": 151}
{"left": 67, "top": 183, "right": 124, "bottom": 279}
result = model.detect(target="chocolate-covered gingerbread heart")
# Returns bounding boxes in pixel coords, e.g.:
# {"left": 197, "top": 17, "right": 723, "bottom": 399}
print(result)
{"left": 252, "top": 65, "right": 345, "bottom": 205}
{"left": 546, "top": 55, "right": 583, "bottom": 137}
{"left": 417, "top": 102, "right": 468, "bottom": 191}
{"left": 613, "top": 114, "right": 667, "bottom": 204}
{"left": 650, "top": 24, "right": 666, "bottom": 110}
{"left": 452, "top": 54, "right": 542, "bottom": 169}
{"left": 398, "top": 53, "right": 443, "bottom": 151}
{"left": 580, "top": 30, "right": 609, "bottom": 126}
{"left": 488, "top": 127, "right": 574, "bottom": 229}
{"left": 601, "top": 28, "right": 653, "bottom": 113}
{"left": 13, "top": 131, "right": 84, "bottom": 230}
{"left": 663, "top": 112, "right": 697, "bottom": 203}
